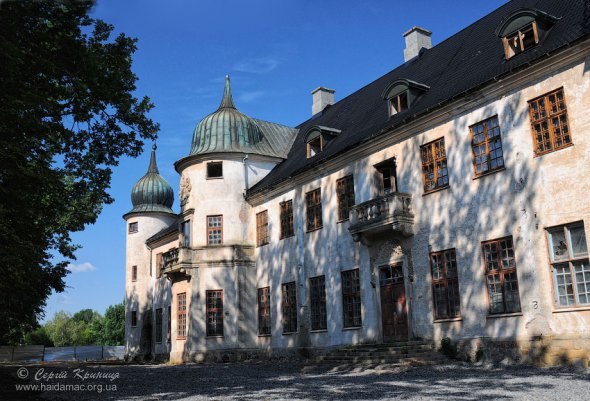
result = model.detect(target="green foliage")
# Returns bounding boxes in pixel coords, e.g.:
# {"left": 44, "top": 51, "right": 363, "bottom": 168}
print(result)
{"left": 0, "top": 1, "right": 158, "bottom": 344}
{"left": 101, "top": 303, "right": 125, "bottom": 346}
{"left": 440, "top": 337, "right": 458, "bottom": 359}
{"left": 23, "top": 326, "right": 54, "bottom": 347}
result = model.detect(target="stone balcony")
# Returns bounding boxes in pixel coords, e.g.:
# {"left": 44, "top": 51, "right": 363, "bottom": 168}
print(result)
{"left": 348, "top": 192, "right": 414, "bottom": 243}
{"left": 162, "top": 245, "right": 255, "bottom": 275}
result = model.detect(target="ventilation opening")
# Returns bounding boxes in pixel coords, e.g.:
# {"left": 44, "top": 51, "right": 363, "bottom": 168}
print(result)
{"left": 207, "top": 162, "right": 223, "bottom": 179}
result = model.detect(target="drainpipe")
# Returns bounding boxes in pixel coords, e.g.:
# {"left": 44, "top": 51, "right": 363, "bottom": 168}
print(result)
{"left": 242, "top": 154, "right": 249, "bottom": 198}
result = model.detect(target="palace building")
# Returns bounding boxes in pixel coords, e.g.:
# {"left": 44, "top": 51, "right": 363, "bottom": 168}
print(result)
{"left": 124, "top": 0, "right": 590, "bottom": 364}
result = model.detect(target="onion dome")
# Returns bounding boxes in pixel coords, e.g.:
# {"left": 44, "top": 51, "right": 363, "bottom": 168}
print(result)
{"left": 127, "top": 144, "right": 174, "bottom": 215}
{"left": 189, "top": 75, "right": 264, "bottom": 155}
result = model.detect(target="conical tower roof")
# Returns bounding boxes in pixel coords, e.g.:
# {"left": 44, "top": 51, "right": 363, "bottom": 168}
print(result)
{"left": 126, "top": 144, "right": 174, "bottom": 216}
{"left": 189, "top": 75, "right": 264, "bottom": 155}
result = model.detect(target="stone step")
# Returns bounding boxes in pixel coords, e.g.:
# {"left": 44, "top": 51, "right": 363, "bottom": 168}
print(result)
{"left": 317, "top": 355, "right": 446, "bottom": 365}
{"left": 318, "top": 352, "right": 445, "bottom": 363}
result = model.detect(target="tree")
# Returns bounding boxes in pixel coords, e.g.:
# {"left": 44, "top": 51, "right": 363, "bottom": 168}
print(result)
{"left": 23, "top": 326, "right": 54, "bottom": 347}
{"left": 101, "top": 302, "right": 124, "bottom": 346}
{"left": 0, "top": 1, "right": 158, "bottom": 344}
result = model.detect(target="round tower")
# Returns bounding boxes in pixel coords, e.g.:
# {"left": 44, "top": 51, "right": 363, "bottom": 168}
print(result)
{"left": 123, "top": 145, "right": 177, "bottom": 357}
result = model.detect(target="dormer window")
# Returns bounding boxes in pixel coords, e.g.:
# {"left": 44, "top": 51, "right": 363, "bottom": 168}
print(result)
{"left": 382, "top": 79, "right": 429, "bottom": 118}
{"left": 496, "top": 9, "right": 558, "bottom": 60}
{"left": 304, "top": 126, "right": 341, "bottom": 159}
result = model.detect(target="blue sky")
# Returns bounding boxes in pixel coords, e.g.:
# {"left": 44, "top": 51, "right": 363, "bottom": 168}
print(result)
{"left": 43, "top": 0, "right": 508, "bottom": 321}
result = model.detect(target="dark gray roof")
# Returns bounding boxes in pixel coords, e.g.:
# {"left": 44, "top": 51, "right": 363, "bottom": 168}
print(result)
{"left": 146, "top": 224, "right": 179, "bottom": 245}
{"left": 248, "top": 0, "right": 590, "bottom": 196}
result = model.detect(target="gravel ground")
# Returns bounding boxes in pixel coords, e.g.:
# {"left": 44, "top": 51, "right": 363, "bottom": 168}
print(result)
{"left": 1, "top": 360, "right": 588, "bottom": 400}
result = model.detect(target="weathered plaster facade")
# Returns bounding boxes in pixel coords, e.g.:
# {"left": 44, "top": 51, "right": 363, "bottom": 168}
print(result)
{"left": 124, "top": 1, "right": 590, "bottom": 365}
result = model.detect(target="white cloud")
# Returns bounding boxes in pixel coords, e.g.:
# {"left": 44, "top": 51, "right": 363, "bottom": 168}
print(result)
{"left": 238, "top": 91, "right": 265, "bottom": 103}
{"left": 67, "top": 262, "right": 96, "bottom": 273}
{"left": 233, "top": 57, "right": 279, "bottom": 74}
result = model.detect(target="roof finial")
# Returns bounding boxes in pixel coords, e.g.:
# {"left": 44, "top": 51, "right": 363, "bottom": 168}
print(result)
{"left": 218, "top": 74, "right": 236, "bottom": 109}
{"left": 147, "top": 143, "right": 159, "bottom": 174}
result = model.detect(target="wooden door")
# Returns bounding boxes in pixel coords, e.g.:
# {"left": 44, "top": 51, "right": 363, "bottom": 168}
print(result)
{"left": 380, "top": 265, "right": 408, "bottom": 342}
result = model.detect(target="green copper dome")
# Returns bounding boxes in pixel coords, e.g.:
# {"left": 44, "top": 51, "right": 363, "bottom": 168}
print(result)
{"left": 190, "top": 75, "right": 264, "bottom": 155}
{"left": 127, "top": 145, "right": 174, "bottom": 215}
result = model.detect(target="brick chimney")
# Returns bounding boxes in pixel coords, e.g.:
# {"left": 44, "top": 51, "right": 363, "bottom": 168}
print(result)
{"left": 311, "top": 87, "right": 335, "bottom": 115}
{"left": 403, "top": 26, "right": 432, "bottom": 62}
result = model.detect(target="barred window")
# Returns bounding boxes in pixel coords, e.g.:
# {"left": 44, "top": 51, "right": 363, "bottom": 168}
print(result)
{"left": 282, "top": 282, "right": 298, "bottom": 333}
{"left": 342, "top": 269, "right": 362, "bottom": 327}
{"left": 420, "top": 138, "right": 449, "bottom": 193}
{"left": 310, "top": 275, "right": 327, "bottom": 331}
{"left": 256, "top": 210, "right": 269, "bottom": 247}
{"left": 128, "top": 222, "right": 138, "bottom": 233}
{"left": 206, "top": 290, "right": 224, "bottom": 337}
{"left": 206, "top": 161, "right": 223, "bottom": 178}
{"left": 155, "top": 308, "right": 163, "bottom": 343}
{"left": 177, "top": 292, "right": 187, "bottom": 338}
{"left": 336, "top": 175, "right": 355, "bottom": 222}
{"left": 258, "top": 287, "right": 271, "bottom": 335}
{"left": 280, "top": 200, "right": 294, "bottom": 239}
{"left": 131, "top": 311, "right": 137, "bottom": 327}
{"left": 306, "top": 188, "right": 322, "bottom": 232}
{"left": 207, "top": 215, "right": 223, "bottom": 245}
{"left": 547, "top": 222, "right": 589, "bottom": 307}
{"left": 470, "top": 115, "right": 505, "bottom": 176}
{"left": 528, "top": 88, "right": 572, "bottom": 156}
{"left": 430, "top": 249, "right": 461, "bottom": 320}
{"left": 482, "top": 237, "right": 521, "bottom": 314}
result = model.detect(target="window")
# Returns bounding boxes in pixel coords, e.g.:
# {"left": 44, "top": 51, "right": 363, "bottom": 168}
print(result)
{"left": 282, "top": 282, "right": 297, "bottom": 333}
{"left": 206, "top": 162, "right": 223, "bottom": 178}
{"left": 528, "top": 88, "right": 571, "bottom": 156}
{"left": 389, "top": 91, "right": 408, "bottom": 115}
{"left": 131, "top": 311, "right": 137, "bottom": 327}
{"left": 177, "top": 292, "right": 187, "bottom": 338}
{"left": 430, "top": 249, "right": 461, "bottom": 320}
{"left": 258, "top": 287, "right": 271, "bottom": 335}
{"left": 155, "top": 308, "right": 163, "bottom": 343}
{"left": 167, "top": 306, "right": 171, "bottom": 342}
{"left": 336, "top": 175, "right": 355, "bottom": 222}
{"left": 304, "top": 126, "right": 340, "bottom": 159}
{"left": 128, "top": 222, "right": 138, "bottom": 233}
{"left": 342, "top": 269, "right": 362, "bottom": 327}
{"left": 309, "top": 275, "right": 327, "bottom": 331}
{"left": 306, "top": 188, "right": 322, "bottom": 232}
{"left": 374, "top": 158, "right": 398, "bottom": 195}
{"left": 547, "top": 222, "right": 589, "bottom": 307}
{"left": 131, "top": 265, "right": 137, "bottom": 282}
{"left": 206, "top": 290, "right": 224, "bottom": 336}
{"left": 279, "top": 200, "right": 294, "bottom": 239}
{"left": 307, "top": 135, "right": 323, "bottom": 158}
{"left": 470, "top": 115, "right": 505, "bottom": 176}
{"left": 181, "top": 220, "right": 191, "bottom": 247}
{"left": 482, "top": 237, "right": 521, "bottom": 314}
{"left": 207, "top": 215, "right": 222, "bottom": 245}
{"left": 256, "top": 210, "right": 269, "bottom": 247}
{"left": 155, "top": 253, "right": 163, "bottom": 278}
{"left": 420, "top": 138, "right": 449, "bottom": 193}
{"left": 502, "top": 21, "right": 538, "bottom": 59}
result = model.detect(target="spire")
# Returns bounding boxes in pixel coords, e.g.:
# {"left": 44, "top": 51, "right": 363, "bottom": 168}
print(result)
{"left": 147, "top": 143, "right": 159, "bottom": 174}
{"left": 218, "top": 74, "right": 236, "bottom": 109}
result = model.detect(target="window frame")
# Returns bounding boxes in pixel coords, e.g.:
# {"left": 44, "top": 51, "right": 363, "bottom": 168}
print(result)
{"left": 429, "top": 249, "right": 462, "bottom": 320}
{"left": 306, "top": 188, "right": 323, "bottom": 232}
{"left": 130, "top": 311, "right": 137, "bottom": 327}
{"left": 257, "top": 287, "right": 271, "bottom": 336}
{"left": 502, "top": 21, "right": 539, "bottom": 59}
{"left": 128, "top": 222, "right": 138, "bottom": 234}
{"left": 469, "top": 115, "right": 505, "bottom": 177}
{"left": 177, "top": 292, "right": 187, "bottom": 339}
{"left": 309, "top": 275, "right": 327, "bottom": 331}
{"left": 156, "top": 253, "right": 163, "bottom": 278}
{"left": 279, "top": 200, "right": 294, "bottom": 239}
{"left": 281, "top": 282, "right": 298, "bottom": 334}
{"left": 256, "top": 210, "right": 269, "bottom": 247}
{"left": 528, "top": 87, "right": 572, "bottom": 157}
{"left": 420, "top": 137, "right": 449, "bottom": 194}
{"left": 181, "top": 220, "right": 191, "bottom": 248}
{"left": 207, "top": 215, "right": 223, "bottom": 245}
{"left": 206, "top": 290, "right": 224, "bottom": 337}
{"left": 336, "top": 175, "right": 355, "bottom": 222}
{"left": 131, "top": 265, "right": 137, "bottom": 282}
{"left": 155, "top": 308, "right": 163, "bottom": 343}
{"left": 306, "top": 135, "right": 323, "bottom": 158}
{"left": 388, "top": 91, "right": 409, "bottom": 116}
{"left": 206, "top": 161, "right": 223, "bottom": 179}
{"left": 546, "top": 222, "right": 589, "bottom": 308}
{"left": 482, "top": 236, "right": 521, "bottom": 315}
{"left": 341, "top": 268, "right": 362, "bottom": 328}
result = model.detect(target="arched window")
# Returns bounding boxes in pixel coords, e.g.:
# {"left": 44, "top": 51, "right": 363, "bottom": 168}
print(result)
{"left": 496, "top": 9, "right": 558, "bottom": 60}
{"left": 382, "top": 79, "right": 429, "bottom": 117}
{"left": 304, "top": 126, "right": 341, "bottom": 158}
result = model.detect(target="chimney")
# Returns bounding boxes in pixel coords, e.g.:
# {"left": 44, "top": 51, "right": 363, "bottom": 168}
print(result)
{"left": 311, "top": 87, "right": 335, "bottom": 115}
{"left": 403, "top": 26, "right": 432, "bottom": 62}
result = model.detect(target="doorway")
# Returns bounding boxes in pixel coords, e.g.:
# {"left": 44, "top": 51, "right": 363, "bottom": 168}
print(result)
{"left": 379, "top": 264, "right": 408, "bottom": 342}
